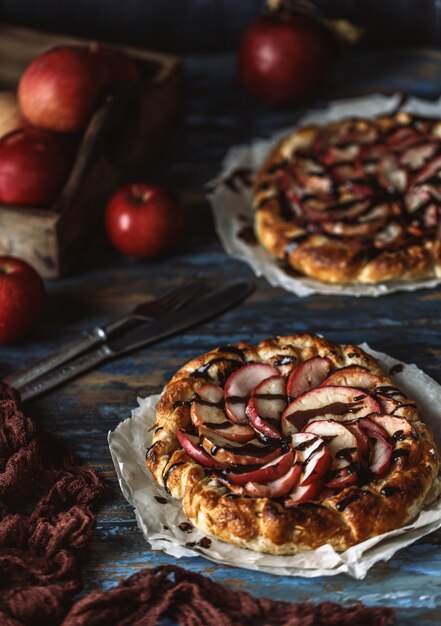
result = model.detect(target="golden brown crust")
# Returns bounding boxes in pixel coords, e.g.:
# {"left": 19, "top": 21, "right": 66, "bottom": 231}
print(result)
{"left": 253, "top": 113, "right": 441, "bottom": 284}
{"left": 146, "top": 334, "right": 439, "bottom": 554}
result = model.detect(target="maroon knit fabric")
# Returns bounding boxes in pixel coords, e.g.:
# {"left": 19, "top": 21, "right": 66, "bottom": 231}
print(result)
{"left": 62, "top": 564, "right": 395, "bottom": 626}
{"left": 0, "top": 382, "right": 106, "bottom": 626}
{"left": 0, "top": 382, "right": 395, "bottom": 626}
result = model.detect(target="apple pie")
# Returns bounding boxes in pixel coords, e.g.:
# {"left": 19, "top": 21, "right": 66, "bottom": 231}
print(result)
{"left": 254, "top": 113, "right": 441, "bottom": 284}
{"left": 145, "top": 334, "right": 440, "bottom": 555}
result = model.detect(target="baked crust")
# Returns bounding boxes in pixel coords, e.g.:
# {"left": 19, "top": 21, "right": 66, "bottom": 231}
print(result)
{"left": 253, "top": 113, "right": 441, "bottom": 284}
{"left": 145, "top": 334, "right": 440, "bottom": 555}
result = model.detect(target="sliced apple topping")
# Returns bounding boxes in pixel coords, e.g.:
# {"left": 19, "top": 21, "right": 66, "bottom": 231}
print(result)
{"left": 201, "top": 431, "right": 280, "bottom": 466}
{"left": 281, "top": 386, "right": 380, "bottom": 435}
{"left": 368, "top": 414, "right": 416, "bottom": 441}
{"left": 246, "top": 375, "right": 286, "bottom": 439}
{"left": 305, "top": 420, "right": 359, "bottom": 471}
{"left": 176, "top": 429, "right": 225, "bottom": 469}
{"left": 367, "top": 430, "right": 392, "bottom": 476}
{"left": 286, "top": 357, "right": 333, "bottom": 398}
{"left": 191, "top": 383, "right": 255, "bottom": 443}
{"left": 325, "top": 466, "right": 358, "bottom": 490}
{"left": 225, "top": 450, "right": 295, "bottom": 485}
{"left": 243, "top": 462, "right": 302, "bottom": 498}
{"left": 224, "top": 363, "right": 278, "bottom": 424}
{"left": 284, "top": 481, "right": 322, "bottom": 506}
{"left": 345, "top": 421, "right": 370, "bottom": 468}
{"left": 320, "top": 365, "right": 383, "bottom": 390}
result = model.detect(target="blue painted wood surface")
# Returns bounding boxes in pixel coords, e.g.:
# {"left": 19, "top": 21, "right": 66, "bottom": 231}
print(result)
{"left": 2, "top": 47, "right": 441, "bottom": 625}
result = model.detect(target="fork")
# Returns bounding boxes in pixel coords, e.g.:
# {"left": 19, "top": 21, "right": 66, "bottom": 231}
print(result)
{"left": 4, "top": 276, "right": 205, "bottom": 391}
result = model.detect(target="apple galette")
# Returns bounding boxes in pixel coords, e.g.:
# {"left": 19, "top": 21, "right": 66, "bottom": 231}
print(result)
{"left": 146, "top": 334, "right": 439, "bottom": 555}
{"left": 254, "top": 112, "right": 441, "bottom": 284}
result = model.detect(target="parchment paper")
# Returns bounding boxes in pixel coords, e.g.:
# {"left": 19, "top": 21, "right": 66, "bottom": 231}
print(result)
{"left": 108, "top": 345, "right": 441, "bottom": 579}
{"left": 207, "top": 93, "right": 441, "bottom": 297}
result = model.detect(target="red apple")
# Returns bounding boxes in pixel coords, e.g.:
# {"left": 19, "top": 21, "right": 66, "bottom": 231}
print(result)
{"left": 18, "top": 45, "right": 100, "bottom": 133}
{"left": 0, "top": 129, "right": 67, "bottom": 206}
{"left": 0, "top": 257, "right": 45, "bottom": 344}
{"left": 238, "top": 12, "right": 332, "bottom": 106}
{"left": 105, "top": 183, "right": 185, "bottom": 259}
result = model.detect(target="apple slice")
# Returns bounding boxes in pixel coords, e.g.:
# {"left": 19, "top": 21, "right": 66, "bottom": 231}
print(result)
{"left": 284, "top": 481, "right": 322, "bottom": 506}
{"left": 191, "top": 384, "right": 255, "bottom": 443}
{"left": 299, "top": 446, "right": 332, "bottom": 486}
{"left": 201, "top": 432, "right": 280, "bottom": 466}
{"left": 224, "top": 363, "right": 279, "bottom": 424}
{"left": 281, "top": 386, "right": 380, "bottom": 435}
{"left": 320, "top": 365, "right": 383, "bottom": 390}
{"left": 246, "top": 375, "right": 286, "bottom": 439}
{"left": 286, "top": 357, "right": 333, "bottom": 398}
{"left": 290, "top": 432, "right": 331, "bottom": 485}
{"left": 177, "top": 429, "right": 224, "bottom": 468}
{"left": 376, "top": 394, "right": 401, "bottom": 415}
{"left": 225, "top": 450, "right": 295, "bottom": 485}
{"left": 305, "top": 420, "right": 359, "bottom": 470}
{"left": 368, "top": 431, "right": 393, "bottom": 476}
{"left": 325, "top": 466, "right": 358, "bottom": 490}
{"left": 358, "top": 417, "right": 388, "bottom": 440}
{"left": 243, "top": 462, "right": 302, "bottom": 498}
{"left": 368, "top": 415, "right": 415, "bottom": 441}
{"left": 345, "top": 421, "right": 370, "bottom": 468}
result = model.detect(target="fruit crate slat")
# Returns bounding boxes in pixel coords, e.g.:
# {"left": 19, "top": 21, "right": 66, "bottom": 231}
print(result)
{"left": 0, "top": 25, "right": 182, "bottom": 278}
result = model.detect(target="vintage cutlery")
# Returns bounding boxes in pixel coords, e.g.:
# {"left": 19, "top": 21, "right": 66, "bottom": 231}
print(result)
{"left": 12, "top": 280, "right": 254, "bottom": 401}
{"left": 4, "top": 276, "right": 205, "bottom": 391}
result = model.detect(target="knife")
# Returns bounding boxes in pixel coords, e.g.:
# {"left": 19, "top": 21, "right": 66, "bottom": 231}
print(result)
{"left": 15, "top": 280, "right": 254, "bottom": 402}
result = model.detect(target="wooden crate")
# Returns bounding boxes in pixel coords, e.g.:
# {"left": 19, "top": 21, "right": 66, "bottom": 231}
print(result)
{"left": 0, "top": 26, "right": 182, "bottom": 278}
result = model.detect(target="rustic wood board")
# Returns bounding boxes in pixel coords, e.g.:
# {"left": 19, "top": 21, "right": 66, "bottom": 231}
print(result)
{"left": 0, "top": 26, "right": 182, "bottom": 278}
{"left": 2, "top": 48, "right": 441, "bottom": 625}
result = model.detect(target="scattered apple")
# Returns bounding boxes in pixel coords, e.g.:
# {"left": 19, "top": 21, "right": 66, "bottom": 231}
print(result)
{"left": 0, "top": 129, "right": 67, "bottom": 206}
{"left": 238, "top": 10, "right": 332, "bottom": 106}
{"left": 0, "top": 92, "right": 23, "bottom": 139}
{"left": 0, "top": 257, "right": 45, "bottom": 344}
{"left": 18, "top": 45, "right": 100, "bottom": 133}
{"left": 105, "top": 183, "right": 185, "bottom": 259}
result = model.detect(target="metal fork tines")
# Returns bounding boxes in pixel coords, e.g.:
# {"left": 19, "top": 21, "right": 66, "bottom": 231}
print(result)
{"left": 4, "top": 276, "right": 205, "bottom": 391}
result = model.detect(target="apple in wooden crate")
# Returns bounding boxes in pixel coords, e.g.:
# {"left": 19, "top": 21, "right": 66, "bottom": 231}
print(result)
{"left": 0, "top": 129, "right": 67, "bottom": 206}
{"left": 105, "top": 183, "right": 185, "bottom": 259}
{"left": 0, "top": 257, "right": 45, "bottom": 344}
{"left": 18, "top": 45, "right": 101, "bottom": 133}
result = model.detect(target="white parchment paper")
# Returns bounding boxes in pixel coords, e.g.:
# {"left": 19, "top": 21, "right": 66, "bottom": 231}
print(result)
{"left": 108, "top": 345, "right": 441, "bottom": 579}
{"left": 207, "top": 93, "right": 441, "bottom": 297}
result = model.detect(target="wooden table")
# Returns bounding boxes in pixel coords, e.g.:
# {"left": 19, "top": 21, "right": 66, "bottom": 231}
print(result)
{"left": 3, "top": 47, "right": 441, "bottom": 625}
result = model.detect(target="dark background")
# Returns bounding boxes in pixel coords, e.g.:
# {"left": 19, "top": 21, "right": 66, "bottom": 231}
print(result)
{"left": 1, "top": 0, "right": 440, "bottom": 52}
